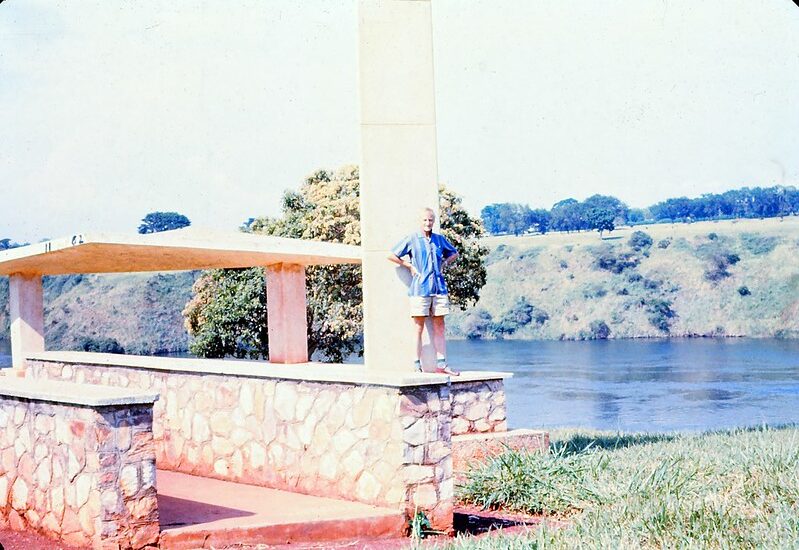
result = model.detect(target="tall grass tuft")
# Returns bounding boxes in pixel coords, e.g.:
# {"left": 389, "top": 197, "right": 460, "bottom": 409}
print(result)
{"left": 451, "top": 426, "right": 799, "bottom": 549}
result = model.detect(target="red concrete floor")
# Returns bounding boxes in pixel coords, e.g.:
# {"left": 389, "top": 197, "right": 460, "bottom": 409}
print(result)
{"left": 157, "top": 470, "right": 405, "bottom": 549}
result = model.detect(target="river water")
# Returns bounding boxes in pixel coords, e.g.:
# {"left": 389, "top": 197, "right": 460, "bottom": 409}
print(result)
{"left": 2, "top": 338, "right": 798, "bottom": 432}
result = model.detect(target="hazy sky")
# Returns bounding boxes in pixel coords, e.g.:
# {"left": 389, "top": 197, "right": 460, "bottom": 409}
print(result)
{"left": 2, "top": 1, "right": 798, "bottom": 242}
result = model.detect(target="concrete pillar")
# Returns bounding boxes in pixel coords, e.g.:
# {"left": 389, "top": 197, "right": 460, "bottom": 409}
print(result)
{"left": 359, "top": 0, "right": 441, "bottom": 372}
{"left": 9, "top": 273, "right": 45, "bottom": 370}
{"left": 265, "top": 263, "right": 308, "bottom": 364}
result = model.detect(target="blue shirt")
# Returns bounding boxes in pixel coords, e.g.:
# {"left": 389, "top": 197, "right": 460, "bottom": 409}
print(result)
{"left": 391, "top": 231, "right": 458, "bottom": 297}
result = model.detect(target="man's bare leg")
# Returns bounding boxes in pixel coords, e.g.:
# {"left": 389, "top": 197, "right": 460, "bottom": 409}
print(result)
{"left": 413, "top": 316, "right": 426, "bottom": 371}
{"left": 432, "top": 316, "right": 459, "bottom": 375}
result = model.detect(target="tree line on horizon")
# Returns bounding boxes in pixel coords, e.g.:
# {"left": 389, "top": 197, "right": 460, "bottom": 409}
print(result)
{"left": 481, "top": 185, "right": 799, "bottom": 236}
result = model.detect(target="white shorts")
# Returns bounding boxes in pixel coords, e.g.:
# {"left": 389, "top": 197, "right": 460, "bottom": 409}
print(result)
{"left": 410, "top": 295, "right": 451, "bottom": 317}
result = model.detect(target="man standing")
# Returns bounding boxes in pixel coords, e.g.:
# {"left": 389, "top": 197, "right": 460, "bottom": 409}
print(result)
{"left": 388, "top": 207, "right": 460, "bottom": 375}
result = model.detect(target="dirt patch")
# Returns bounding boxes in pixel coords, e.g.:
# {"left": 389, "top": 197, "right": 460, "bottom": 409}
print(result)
{"left": 0, "top": 529, "right": 87, "bottom": 550}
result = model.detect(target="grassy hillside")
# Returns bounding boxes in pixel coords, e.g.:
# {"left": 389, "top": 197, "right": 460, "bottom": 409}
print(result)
{"left": 0, "top": 272, "right": 196, "bottom": 354}
{"left": 447, "top": 217, "right": 799, "bottom": 340}
{"left": 1, "top": 218, "right": 797, "bottom": 353}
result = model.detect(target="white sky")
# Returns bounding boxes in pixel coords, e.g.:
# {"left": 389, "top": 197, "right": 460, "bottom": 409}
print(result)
{"left": 2, "top": 0, "right": 798, "bottom": 243}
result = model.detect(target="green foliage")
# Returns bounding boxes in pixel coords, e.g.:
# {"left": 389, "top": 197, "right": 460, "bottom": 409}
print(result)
{"left": 76, "top": 336, "right": 125, "bottom": 354}
{"left": 458, "top": 445, "right": 604, "bottom": 516}
{"left": 44, "top": 274, "right": 85, "bottom": 296}
{"left": 593, "top": 247, "right": 639, "bottom": 274}
{"left": 0, "top": 238, "right": 26, "bottom": 250}
{"left": 695, "top": 238, "right": 741, "bottom": 283}
{"left": 657, "top": 238, "right": 671, "bottom": 249}
{"left": 409, "top": 510, "right": 435, "bottom": 540}
{"left": 740, "top": 232, "right": 780, "bottom": 255}
{"left": 440, "top": 185, "right": 489, "bottom": 310}
{"left": 581, "top": 320, "right": 611, "bottom": 340}
{"left": 494, "top": 297, "right": 549, "bottom": 336}
{"left": 184, "top": 166, "right": 487, "bottom": 362}
{"left": 462, "top": 309, "right": 494, "bottom": 339}
{"left": 645, "top": 299, "right": 676, "bottom": 332}
{"left": 137, "top": 211, "right": 191, "bottom": 234}
{"left": 183, "top": 268, "right": 269, "bottom": 359}
{"left": 628, "top": 231, "right": 653, "bottom": 251}
{"left": 582, "top": 284, "right": 607, "bottom": 299}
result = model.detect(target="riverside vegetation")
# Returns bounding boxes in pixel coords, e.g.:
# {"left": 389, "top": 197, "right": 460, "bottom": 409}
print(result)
{"left": 447, "top": 425, "right": 799, "bottom": 549}
{"left": 1, "top": 217, "right": 799, "bottom": 351}
{"left": 449, "top": 216, "right": 799, "bottom": 341}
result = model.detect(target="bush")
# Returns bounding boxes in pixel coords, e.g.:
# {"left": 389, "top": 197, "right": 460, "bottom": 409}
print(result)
{"left": 703, "top": 251, "right": 740, "bottom": 283}
{"left": 584, "top": 320, "right": 611, "bottom": 340}
{"left": 463, "top": 309, "right": 494, "bottom": 339}
{"left": 495, "top": 297, "right": 549, "bottom": 336}
{"left": 643, "top": 278, "right": 661, "bottom": 290}
{"left": 627, "top": 273, "right": 643, "bottom": 283}
{"left": 582, "top": 284, "right": 607, "bottom": 299}
{"left": 707, "top": 232, "right": 718, "bottom": 240}
{"left": 657, "top": 238, "right": 671, "bottom": 249}
{"left": 594, "top": 248, "right": 640, "bottom": 274}
{"left": 740, "top": 233, "right": 780, "bottom": 255}
{"left": 628, "top": 231, "right": 653, "bottom": 251}
{"left": 738, "top": 286, "right": 751, "bottom": 296}
{"left": 645, "top": 299, "right": 676, "bottom": 332}
{"left": 76, "top": 337, "right": 125, "bottom": 354}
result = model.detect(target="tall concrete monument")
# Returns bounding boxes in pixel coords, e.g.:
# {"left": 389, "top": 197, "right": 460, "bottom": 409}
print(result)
{"left": 359, "top": 0, "right": 441, "bottom": 372}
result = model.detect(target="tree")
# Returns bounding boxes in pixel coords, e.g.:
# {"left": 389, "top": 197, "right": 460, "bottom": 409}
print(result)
{"left": 183, "top": 165, "right": 488, "bottom": 362}
{"left": 0, "top": 238, "right": 25, "bottom": 250}
{"left": 480, "top": 203, "right": 533, "bottom": 235}
{"left": 138, "top": 212, "right": 191, "bottom": 234}
{"left": 439, "top": 185, "right": 489, "bottom": 309}
{"left": 587, "top": 207, "right": 615, "bottom": 236}
{"left": 529, "top": 209, "right": 551, "bottom": 234}
{"left": 550, "top": 198, "right": 585, "bottom": 232}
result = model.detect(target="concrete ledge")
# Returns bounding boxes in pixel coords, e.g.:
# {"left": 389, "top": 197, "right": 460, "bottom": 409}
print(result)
{"left": 452, "top": 429, "right": 550, "bottom": 472}
{"left": 25, "top": 351, "right": 451, "bottom": 388}
{"left": 450, "top": 371, "right": 513, "bottom": 383}
{"left": 0, "top": 376, "right": 159, "bottom": 406}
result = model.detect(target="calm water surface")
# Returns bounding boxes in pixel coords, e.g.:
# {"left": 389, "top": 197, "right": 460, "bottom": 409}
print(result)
{"left": 2, "top": 338, "right": 798, "bottom": 432}
{"left": 448, "top": 338, "right": 799, "bottom": 432}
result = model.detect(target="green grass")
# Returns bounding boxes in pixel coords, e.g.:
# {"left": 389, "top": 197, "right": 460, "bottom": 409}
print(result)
{"left": 448, "top": 426, "right": 799, "bottom": 549}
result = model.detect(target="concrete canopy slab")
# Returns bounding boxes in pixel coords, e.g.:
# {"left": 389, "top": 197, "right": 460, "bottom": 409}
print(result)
{"left": 0, "top": 227, "right": 361, "bottom": 276}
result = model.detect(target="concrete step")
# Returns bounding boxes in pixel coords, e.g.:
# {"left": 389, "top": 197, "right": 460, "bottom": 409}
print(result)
{"left": 157, "top": 470, "right": 405, "bottom": 549}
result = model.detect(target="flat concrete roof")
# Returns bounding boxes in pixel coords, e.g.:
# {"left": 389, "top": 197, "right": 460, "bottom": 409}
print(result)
{"left": 0, "top": 376, "right": 159, "bottom": 407}
{"left": 0, "top": 228, "right": 361, "bottom": 276}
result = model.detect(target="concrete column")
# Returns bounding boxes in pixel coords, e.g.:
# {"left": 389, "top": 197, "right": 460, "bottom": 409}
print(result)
{"left": 9, "top": 273, "right": 45, "bottom": 370}
{"left": 265, "top": 263, "right": 308, "bottom": 364}
{"left": 359, "top": 0, "right": 441, "bottom": 372}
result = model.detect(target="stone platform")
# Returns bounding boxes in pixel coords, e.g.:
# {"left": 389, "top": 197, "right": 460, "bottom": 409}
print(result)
{"left": 157, "top": 470, "right": 405, "bottom": 549}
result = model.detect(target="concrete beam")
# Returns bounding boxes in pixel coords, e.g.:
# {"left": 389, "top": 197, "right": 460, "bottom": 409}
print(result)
{"left": 265, "top": 264, "right": 308, "bottom": 364}
{"left": 9, "top": 273, "right": 44, "bottom": 370}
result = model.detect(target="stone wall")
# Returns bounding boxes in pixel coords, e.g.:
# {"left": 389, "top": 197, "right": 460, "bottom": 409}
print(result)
{"left": 449, "top": 379, "right": 507, "bottom": 436}
{"left": 0, "top": 396, "right": 158, "bottom": 549}
{"left": 25, "top": 359, "right": 454, "bottom": 530}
